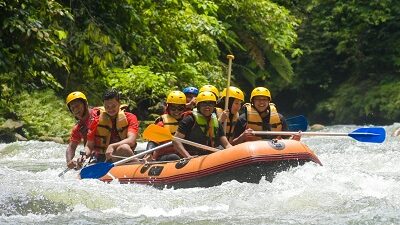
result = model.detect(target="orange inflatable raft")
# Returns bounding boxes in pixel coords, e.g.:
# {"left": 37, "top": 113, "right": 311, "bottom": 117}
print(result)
{"left": 98, "top": 139, "right": 322, "bottom": 188}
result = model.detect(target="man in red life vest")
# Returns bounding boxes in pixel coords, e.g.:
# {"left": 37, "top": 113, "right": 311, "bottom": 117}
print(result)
{"left": 85, "top": 89, "right": 139, "bottom": 162}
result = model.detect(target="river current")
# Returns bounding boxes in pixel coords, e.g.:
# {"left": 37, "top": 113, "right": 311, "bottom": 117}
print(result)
{"left": 0, "top": 124, "right": 399, "bottom": 225}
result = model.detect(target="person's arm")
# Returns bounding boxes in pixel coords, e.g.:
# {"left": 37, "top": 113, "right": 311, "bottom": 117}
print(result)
{"left": 104, "top": 113, "right": 139, "bottom": 160}
{"left": 66, "top": 141, "right": 79, "bottom": 169}
{"left": 105, "top": 132, "right": 137, "bottom": 160}
{"left": 220, "top": 136, "right": 232, "bottom": 149}
{"left": 84, "top": 140, "right": 94, "bottom": 158}
{"left": 231, "top": 115, "right": 255, "bottom": 145}
{"left": 173, "top": 131, "right": 191, "bottom": 158}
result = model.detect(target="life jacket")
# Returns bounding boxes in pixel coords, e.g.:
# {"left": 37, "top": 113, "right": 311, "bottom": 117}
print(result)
{"left": 150, "top": 115, "right": 181, "bottom": 160}
{"left": 245, "top": 103, "right": 282, "bottom": 131}
{"left": 181, "top": 111, "right": 219, "bottom": 156}
{"left": 216, "top": 108, "right": 239, "bottom": 142}
{"left": 160, "top": 114, "right": 179, "bottom": 135}
{"left": 94, "top": 110, "right": 128, "bottom": 154}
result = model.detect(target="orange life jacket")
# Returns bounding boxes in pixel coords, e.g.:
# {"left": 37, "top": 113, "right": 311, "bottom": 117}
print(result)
{"left": 94, "top": 110, "right": 128, "bottom": 154}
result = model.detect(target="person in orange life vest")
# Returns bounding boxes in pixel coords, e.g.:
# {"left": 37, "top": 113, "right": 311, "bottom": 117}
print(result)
{"left": 182, "top": 86, "right": 198, "bottom": 111}
{"left": 173, "top": 91, "right": 232, "bottom": 158}
{"left": 215, "top": 86, "right": 244, "bottom": 143}
{"left": 85, "top": 89, "right": 139, "bottom": 162}
{"left": 65, "top": 91, "right": 100, "bottom": 169}
{"left": 231, "top": 87, "right": 299, "bottom": 145}
{"left": 145, "top": 91, "right": 186, "bottom": 161}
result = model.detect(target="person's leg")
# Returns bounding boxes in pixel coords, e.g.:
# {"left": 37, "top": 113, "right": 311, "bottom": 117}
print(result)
{"left": 112, "top": 144, "right": 138, "bottom": 162}
{"left": 157, "top": 154, "right": 180, "bottom": 161}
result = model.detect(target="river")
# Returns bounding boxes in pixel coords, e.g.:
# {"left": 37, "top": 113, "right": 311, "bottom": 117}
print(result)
{"left": 0, "top": 125, "right": 399, "bottom": 224}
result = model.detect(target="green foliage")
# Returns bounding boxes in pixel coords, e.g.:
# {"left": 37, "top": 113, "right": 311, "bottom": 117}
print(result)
{"left": 315, "top": 80, "right": 400, "bottom": 124}
{"left": 275, "top": 0, "right": 400, "bottom": 124}
{"left": 0, "top": 0, "right": 72, "bottom": 101}
{"left": 210, "top": 0, "right": 301, "bottom": 94}
{"left": 13, "top": 89, "right": 75, "bottom": 139}
{"left": 104, "top": 66, "right": 178, "bottom": 109}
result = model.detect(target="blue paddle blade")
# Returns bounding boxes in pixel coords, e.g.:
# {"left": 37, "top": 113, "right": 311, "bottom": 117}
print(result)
{"left": 348, "top": 127, "right": 386, "bottom": 143}
{"left": 80, "top": 162, "right": 114, "bottom": 179}
{"left": 286, "top": 115, "right": 308, "bottom": 131}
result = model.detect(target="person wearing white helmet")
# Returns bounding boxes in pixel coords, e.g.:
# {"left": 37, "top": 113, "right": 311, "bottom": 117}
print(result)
{"left": 65, "top": 91, "right": 100, "bottom": 169}
{"left": 173, "top": 91, "right": 232, "bottom": 158}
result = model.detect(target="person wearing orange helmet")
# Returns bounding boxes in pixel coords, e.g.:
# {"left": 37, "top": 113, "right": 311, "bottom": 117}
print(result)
{"left": 65, "top": 91, "right": 100, "bottom": 169}
{"left": 173, "top": 91, "right": 232, "bottom": 158}
{"left": 216, "top": 86, "right": 245, "bottom": 143}
{"left": 85, "top": 89, "right": 139, "bottom": 163}
{"left": 231, "top": 87, "right": 292, "bottom": 144}
{"left": 145, "top": 91, "right": 186, "bottom": 161}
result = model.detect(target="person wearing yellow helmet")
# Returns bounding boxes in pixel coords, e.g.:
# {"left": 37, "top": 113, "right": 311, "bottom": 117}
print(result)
{"left": 199, "top": 84, "right": 219, "bottom": 99}
{"left": 145, "top": 91, "right": 186, "bottom": 161}
{"left": 198, "top": 84, "right": 223, "bottom": 114}
{"left": 216, "top": 86, "right": 245, "bottom": 143}
{"left": 173, "top": 91, "right": 232, "bottom": 158}
{"left": 231, "top": 87, "right": 291, "bottom": 144}
{"left": 85, "top": 89, "right": 139, "bottom": 163}
{"left": 65, "top": 91, "right": 100, "bottom": 169}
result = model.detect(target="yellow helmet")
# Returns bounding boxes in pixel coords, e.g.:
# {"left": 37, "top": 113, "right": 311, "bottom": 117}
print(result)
{"left": 221, "top": 86, "right": 244, "bottom": 101}
{"left": 250, "top": 87, "right": 271, "bottom": 101}
{"left": 196, "top": 91, "right": 216, "bottom": 104}
{"left": 66, "top": 91, "right": 87, "bottom": 106}
{"left": 166, "top": 91, "right": 186, "bottom": 105}
{"left": 199, "top": 85, "right": 219, "bottom": 97}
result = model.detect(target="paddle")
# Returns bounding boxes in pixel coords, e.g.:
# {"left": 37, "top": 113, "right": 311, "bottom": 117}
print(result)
{"left": 223, "top": 54, "right": 234, "bottom": 132}
{"left": 80, "top": 141, "right": 173, "bottom": 179}
{"left": 58, "top": 168, "right": 71, "bottom": 177}
{"left": 143, "top": 124, "right": 219, "bottom": 152}
{"left": 286, "top": 115, "right": 308, "bottom": 131}
{"left": 59, "top": 151, "right": 89, "bottom": 177}
{"left": 252, "top": 127, "right": 386, "bottom": 143}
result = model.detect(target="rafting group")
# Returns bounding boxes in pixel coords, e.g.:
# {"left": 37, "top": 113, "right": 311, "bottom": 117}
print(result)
{"left": 63, "top": 81, "right": 386, "bottom": 184}
{"left": 65, "top": 84, "right": 303, "bottom": 171}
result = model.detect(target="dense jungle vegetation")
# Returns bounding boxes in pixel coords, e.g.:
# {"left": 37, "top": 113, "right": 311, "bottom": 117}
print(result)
{"left": 1, "top": 0, "right": 399, "bottom": 140}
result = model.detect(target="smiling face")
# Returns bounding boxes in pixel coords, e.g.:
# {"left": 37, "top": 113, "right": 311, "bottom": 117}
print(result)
{"left": 168, "top": 104, "right": 185, "bottom": 119}
{"left": 198, "top": 101, "right": 215, "bottom": 117}
{"left": 104, "top": 98, "right": 120, "bottom": 117}
{"left": 252, "top": 96, "right": 270, "bottom": 112}
{"left": 230, "top": 99, "right": 242, "bottom": 114}
{"left": 69, "top": 99, "right": 86, "bottom": 120}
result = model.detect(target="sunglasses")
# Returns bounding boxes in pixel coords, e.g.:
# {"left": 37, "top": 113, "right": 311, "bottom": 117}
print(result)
{"left": 169, "top": 105, "right": 185, "bottom": 111}
{"left": 199, "top": 101, "right": 215, "bottom": 107}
